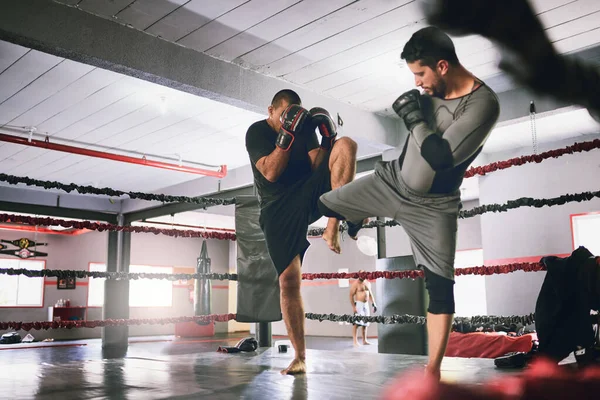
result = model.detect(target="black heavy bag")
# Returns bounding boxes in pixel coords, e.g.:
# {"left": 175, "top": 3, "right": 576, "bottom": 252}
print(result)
{"left": 194, "top": 239, "right": 212, "bottom": 325}
{"left": 235, "top": 195, "right": 282, "bottom": 323}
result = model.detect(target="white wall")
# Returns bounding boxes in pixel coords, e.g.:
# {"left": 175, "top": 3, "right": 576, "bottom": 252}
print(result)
{"left": 0, "top": 229, "right": 231, "bottom": 340}
{"left": 457, "top": 200, "right": 483, "bottom": 250}
{"left": 265, "top": 227, "right": 379, "bottom": 338}
{"left": 480, "top": 135, "right": 600, "bottom": 316}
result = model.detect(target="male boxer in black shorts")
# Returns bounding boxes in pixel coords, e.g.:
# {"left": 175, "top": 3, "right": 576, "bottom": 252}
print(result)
{"left": 245, "top": 89, "right": 357, "bottom": 374}
{"left": 318, "top": 27, "right": 500, "bottom": 379}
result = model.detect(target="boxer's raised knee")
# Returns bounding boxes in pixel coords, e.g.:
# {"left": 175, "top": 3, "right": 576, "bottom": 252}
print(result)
{"left": 318, "top": 197, "right": 346, "bottom": 220}
{"left": 331, "top": 136, "right": 357, "bottom": 159}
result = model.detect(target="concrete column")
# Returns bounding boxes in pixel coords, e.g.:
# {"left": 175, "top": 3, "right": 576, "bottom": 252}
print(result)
{"left": 102, "top": 214, "right": 130, "bottom": 350}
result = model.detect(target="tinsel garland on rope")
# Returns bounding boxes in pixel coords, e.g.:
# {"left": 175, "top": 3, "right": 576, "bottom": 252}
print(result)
{"left": 2, "top": 312, "right": 535, "bottom": 331}
{"left": 1, "top": 262, "right": 543, "bottom": 281}
{"left": 0, "top": 268, "right": 237, "bottom": 281}
{"left": 0, "top": 314, "right": 237, "bottom": 331}
{"left": 5, "top": 188, "right": 593, "bottom": 237}
{"left": 301, "top": 262, "right": 545, "bottom": 281}
{"left": 307, "top": 189, "right": 600, "bottom": 236}
{"left": 453, "top": 314, "right": 536, "bottom": 327}
{"left": 460, "top": 190, "right": 600, "bottom": 218}
{"left": 0, "top": 213, "right": 236, "bottom": 241}
{"left": 1, "top": 140, "right": 597, "bottom": 206}
{"left": 0, "top": 173, "right": 235, "bottom": 207}
{"left": 464, "top": 139, "right": 600, "bottom": 178}
{"left": 304, "top": 312, "right": 536, "bottom": 326}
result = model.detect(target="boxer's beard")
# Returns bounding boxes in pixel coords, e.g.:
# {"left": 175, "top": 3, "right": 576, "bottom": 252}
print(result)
{"left": 430, "top": 75, "right": 447, "bottom": 98}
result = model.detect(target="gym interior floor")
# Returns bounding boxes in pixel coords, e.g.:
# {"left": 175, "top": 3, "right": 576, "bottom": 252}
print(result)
{"left": 0, "top": 331, "right": 542, "bottom": 399}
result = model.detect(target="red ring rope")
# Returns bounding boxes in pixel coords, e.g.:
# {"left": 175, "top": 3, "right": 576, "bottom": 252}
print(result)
{"left": 0, "top": 314, "right": 236, "bottom": 331}
{"left": 302, "top": 262, "right": 546, "bottom": 281}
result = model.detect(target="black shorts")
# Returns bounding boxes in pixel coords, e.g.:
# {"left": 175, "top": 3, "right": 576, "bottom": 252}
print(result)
{"left": 259, "top": 155, "right": 331, "bottom": 275}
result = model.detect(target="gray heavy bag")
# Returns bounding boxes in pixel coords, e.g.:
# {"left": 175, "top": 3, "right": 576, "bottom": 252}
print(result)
{"left": 235, "top": 195, "right": 282, "bottom": 322}
{"left": 194, "top": 239, "right": 212, "bottom": 325}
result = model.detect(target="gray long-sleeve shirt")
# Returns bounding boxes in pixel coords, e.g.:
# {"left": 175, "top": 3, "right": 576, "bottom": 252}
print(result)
{"left": 391, "top": 83, "right": 500, "bottom": 194}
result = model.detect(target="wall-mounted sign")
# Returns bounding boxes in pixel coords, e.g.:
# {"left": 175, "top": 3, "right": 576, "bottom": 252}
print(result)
{"left": 57, "top": 277, "right": 76, "bottom": 290}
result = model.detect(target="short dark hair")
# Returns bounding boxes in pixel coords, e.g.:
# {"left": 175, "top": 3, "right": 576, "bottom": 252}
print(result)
{"left": 271, "top": 89, "right": 301, "bottom": 108}
{"left": 401, "top": 26, "right": 459, "bottom": 69}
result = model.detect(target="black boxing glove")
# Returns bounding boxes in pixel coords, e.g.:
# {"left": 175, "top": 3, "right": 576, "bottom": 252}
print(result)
{"left": 277, "top": 104, "right": 310, "bottom": 151}
{"left": 309, "top": 107, "right": 337, "bottom": 151}
{"left": 372, "top": 304, "right": 377, "bottom": 313}
{"left": 217, "top": 336, "right": 258, "bottom": 353}
{"left": 392, "top": 89, "right": 426, "bottom": 132}
{"left": 422, "top": 0, "right": 499, "bottom": 38}
{"left": 422, "top": 0, "right": 557, "bottom": 76}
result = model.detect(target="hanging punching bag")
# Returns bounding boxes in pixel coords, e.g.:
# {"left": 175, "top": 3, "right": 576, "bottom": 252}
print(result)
{"left": 194, "top": 240, "right": 212, "bottom": 325}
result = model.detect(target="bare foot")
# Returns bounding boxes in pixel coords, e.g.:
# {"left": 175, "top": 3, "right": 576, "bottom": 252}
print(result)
{"left": 323, "top": 224, "right": 341, "bottom": 254}
{"left": 281, "top": 358, "right": 306, "bottom": 375}
{"left": 353, "top": 341, "right": 360, "bottom": 347}
{"left": 363, "top": 340, "right": 372, "bottom": 345}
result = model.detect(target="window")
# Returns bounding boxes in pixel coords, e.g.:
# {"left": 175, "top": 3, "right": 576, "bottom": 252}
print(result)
{"left": 571, "top": 213, "right": 600, "bottom": 255}
{"left": 87, "top": 263, "right": 173, "bottom": 307}
{"left": 87, "top": 262, "right": 105, "bottom": 307}
{"left": 454, "top": 249, "right": 487, "bottom": 317}
{"left": 129, "top": 265, "right": 173, "bottom": 307}
{"left": 0, "top": 259, "right": 45, "bottom": 307}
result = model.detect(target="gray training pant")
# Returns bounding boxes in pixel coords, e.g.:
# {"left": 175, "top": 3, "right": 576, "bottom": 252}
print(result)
{"left": 319, "top": 161, "right": 461, "bottom": 281}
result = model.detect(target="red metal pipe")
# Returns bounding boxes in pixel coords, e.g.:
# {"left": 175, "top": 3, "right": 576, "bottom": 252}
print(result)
{"left": 0, "top": 133, "right": 227, "bottom": 178}
{"left": 139, "top": 220, "right": 236, "bottom": 233}
{"left": 0, "top": 223, "right": 90, "bottom": 236}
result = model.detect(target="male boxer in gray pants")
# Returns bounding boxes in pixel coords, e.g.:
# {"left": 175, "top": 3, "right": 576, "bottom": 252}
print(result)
{"left": 318, "top": 26, "right": 500, "bottom": 379}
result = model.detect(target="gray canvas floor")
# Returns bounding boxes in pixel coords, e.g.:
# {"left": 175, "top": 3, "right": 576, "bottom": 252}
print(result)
{"left": 2, "top": 333, "right": 528, "bottom": 399}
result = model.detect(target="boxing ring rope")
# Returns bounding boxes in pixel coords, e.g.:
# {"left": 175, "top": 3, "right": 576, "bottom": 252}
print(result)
{"left": 306, "top": 190, "right": 600, "bottom": 236}
{"left": 0, "top": 261, "right": 546, "bottom": 332}
{"left": 462, "top": 138, "right": 600, "bottom": 178}
{"left": 0, "top": 262, "right": 546, "bottom": 332}
{"left": 0, "top": 173, "right": 236, "bottom": 206}
{"left": 1, "top": 137, "right": 599, "bottom": 240}
{"left": 301, "top": 262, "right": 548, "bottom": 280}
{"left": 304, "top": 313, "right": 536, "bottom": 326}
{"left": 2, "top": 185, "right": 600, "bottom": 239}
{"left": 1, "top": 139, "right": 598, "bottom": 340}
{"left": 0, "top": 267, "right": 237, "bottom": 281}
{"left": 0, "top": 138, "right": 598, "bottom": 205}
{"left": 0, "top": 260, "right": 549, "bottom": 281}
{"left": 0, "top": 314, "right": 237, "bottom": 331}
{"left": 1, "top": 312, "right": 536, "bottom": 332}
{"left": 0, "top": 213, "right": 236, "bottom": 241}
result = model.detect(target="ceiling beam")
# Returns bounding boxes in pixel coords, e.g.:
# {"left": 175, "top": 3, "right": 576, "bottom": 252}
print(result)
{"left": 0, "top": 0, "right": 399, "bottom": 147}
{"left": 0, "top": 200, "right": 117, "bottom": 223}
{"left": 0, "top": 185, "right": 121, "bottom": 222}
{"left": 123, "top": 185, "right": 254, "bottom": 224}
{"left": 122, "top": 155, "right": 382, "bottom": 223}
